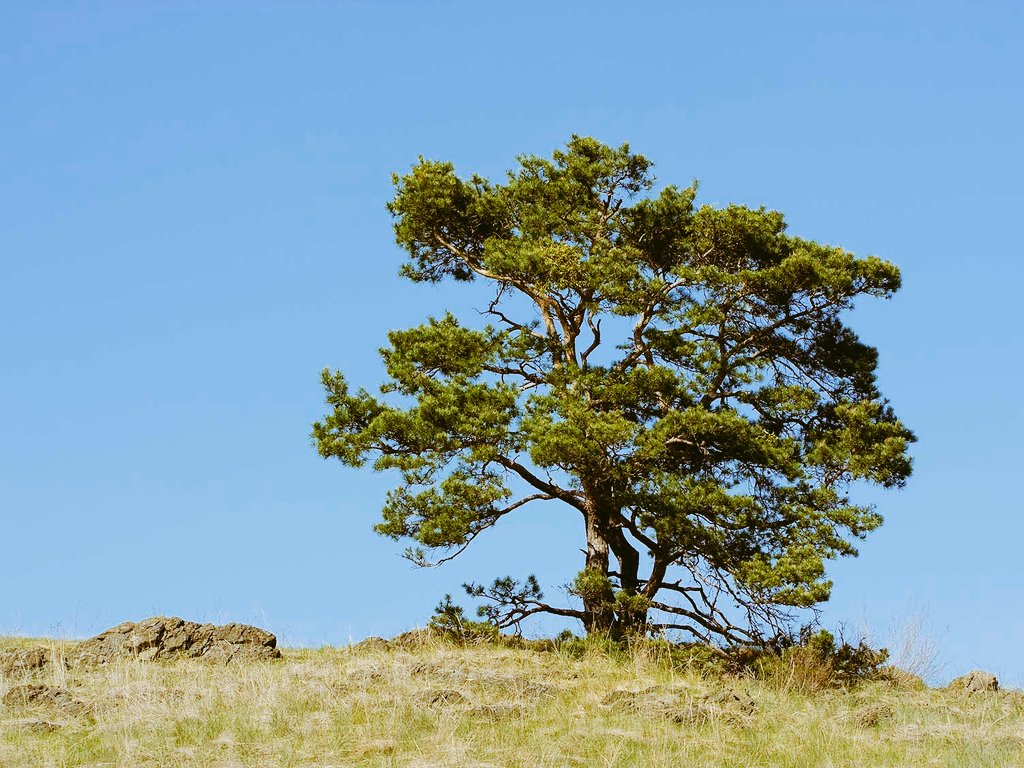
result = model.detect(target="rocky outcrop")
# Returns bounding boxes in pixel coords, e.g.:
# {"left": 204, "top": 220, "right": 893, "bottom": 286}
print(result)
{"left": 946, "top": 669, "right": 998, "bottom": 694}
{"left": 387, "top": 629, "right": 436, "bottom": 648}
{"left": 701, "top": 687, "right": 757, "bottom": 716}
{"left": 0, "top": 647, "right": 66, "bottom": 676}
{"left": 351, "top": 636, "right": 391, "bottom": 652}
{"left": 1, "top": 718, "right": 63, "bottom": 733}
{"left": 603, "top": 684, "right": 757, "bottom": 724}
{"left": 424, "top": 688, "right": 471, "bottom": 707}
{"left": 2, "top": 684, "right": 89, "bottom": 716}
{"left": 76, "top": 616, "right": 281, "bottom": 664}
{"left": 854, "top": 701, "right": 895, "bottom": 727}
{"left": 603, "top": 686, "right": 707, "bottom": 724}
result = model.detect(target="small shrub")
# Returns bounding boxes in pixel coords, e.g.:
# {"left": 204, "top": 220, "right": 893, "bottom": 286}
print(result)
{"left": 555, "top": 629, "right": 578, "bottom": 645}
{"left": 428, "top": 595, "right": 499, "bottom": 645}
{"left": 750, "top": 630, "right": 889, "bottom": 693}
{"left": 554, "top": 632, "right": 625, "bottom": 661}
{"left": 821, "top": 631, "right": 889, "bottom": 688}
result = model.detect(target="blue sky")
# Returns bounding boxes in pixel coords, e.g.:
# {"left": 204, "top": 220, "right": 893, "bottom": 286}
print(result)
{"left": 2, "top": 2, "right": 1022, "bottom": 685}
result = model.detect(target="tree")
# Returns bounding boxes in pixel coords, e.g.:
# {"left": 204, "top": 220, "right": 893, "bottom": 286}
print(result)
{"left": 313, "top": 136, "right": 914, "bottom": 645}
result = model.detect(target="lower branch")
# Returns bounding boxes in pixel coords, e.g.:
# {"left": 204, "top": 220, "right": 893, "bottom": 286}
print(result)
{"left": 465, "top": 575, "right": 585, "bottom": 634}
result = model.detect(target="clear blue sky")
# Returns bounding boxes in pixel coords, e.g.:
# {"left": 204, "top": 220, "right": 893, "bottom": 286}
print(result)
{"left": 2, "top": 2, "right": 1021, "bottom": 685}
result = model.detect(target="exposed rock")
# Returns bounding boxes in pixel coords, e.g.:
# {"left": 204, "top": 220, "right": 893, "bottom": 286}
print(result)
{"left": 424, "top": 688, "right": 471, "bottom": 707}
{"left": 602, "top": 686, "right": 708, "bottom": 724}
{"left": 947, "top": 670, "right": 998, "bottom": 694}
{"left": 601, "top": 686, "right": 661, "bottom": 706}
{"left": 2, "top": 684, "right": 89, "bottom": 716}
{"left": 75, "top": 616, "right": 280, "bottom": 665}
{"left": 352, "top": 636, "right": 391, "bottom": 652}
{"left": 700, "top": 688, "right": 757, "bottom": 716}
{"left": 469, "top": 702, "right": 527, "bottom": 719}
{"left": 475, "top": 675, "right": 555, "bottom": 700}
{"left": 1, "top": 718, "right": 63, "bottom": 733}
{"left": 388, "top": 628, "right": 436, "bottom": 648}
{"left": 855, "top": 702, "right": 895, "bottom": 727}
{"left": 0, "top": 647, "right": 66, "bottom": 677}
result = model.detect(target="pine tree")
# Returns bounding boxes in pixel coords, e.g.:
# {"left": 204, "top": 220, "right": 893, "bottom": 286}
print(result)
{"left": 314, "top": 137, "right": 914, "bottom": 643}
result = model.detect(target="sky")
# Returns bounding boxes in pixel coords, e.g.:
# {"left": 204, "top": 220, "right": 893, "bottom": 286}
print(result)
{"left": 1, "top": 1, "right": 1022, "bottom": 686}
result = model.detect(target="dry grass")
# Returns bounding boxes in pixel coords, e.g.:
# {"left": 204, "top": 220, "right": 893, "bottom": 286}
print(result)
{"left": 1, "top": 634, "right": 1022, "bottom": 767}
{"left": 886, "top": 612, "right": 947, "bottom": 685}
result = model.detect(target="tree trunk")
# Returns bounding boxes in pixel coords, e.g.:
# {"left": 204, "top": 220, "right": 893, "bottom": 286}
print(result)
{"left": 581, "top": 512, "right": 614, "bottom": 634}
{"left": 581, "top": 482, "right": 650, "bottom": 639}
{"left": 607, "top": 525, "right": 647, "bottom": 637}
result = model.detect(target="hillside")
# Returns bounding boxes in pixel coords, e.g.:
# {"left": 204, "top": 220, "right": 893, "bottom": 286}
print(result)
{"left": 0, "top": 632, "right": 1021, "bottom": 767}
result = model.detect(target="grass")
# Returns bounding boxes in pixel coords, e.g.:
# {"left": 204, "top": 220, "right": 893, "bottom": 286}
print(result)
{"left": 1, "top": 634, "right": 1022, "bottom": 767}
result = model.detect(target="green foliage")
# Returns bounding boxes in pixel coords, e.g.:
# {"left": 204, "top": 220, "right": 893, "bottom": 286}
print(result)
{"left": 751, "top": 629, "right": 890, "bottom": 692}
{"left": 809, "top": 630, "right": 890, "bottom": 689}
{"left": 613, "top": 590, "right": 652, "bottom": 619}
{"left": 662, "top": 642, "right": 730, "bottom": 677}
{"left": 616, "top": 637, "right": 730, "bottom": 677}
{"left": 315, "top": 135, "right": 914, "bottom": 644}
{"left": 555, "top": 629, "right": 578, "bottom": 645}
{"left": 553, "top": 631, "right": 629, "bottom": 661}
{"left": 570, "top": 568, "right": 615, "bottom": 605}
{"left": 428, "top": 594, "right": 499, "bottom": 644}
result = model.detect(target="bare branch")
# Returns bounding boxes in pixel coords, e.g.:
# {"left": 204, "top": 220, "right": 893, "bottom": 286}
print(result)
{"left": 580, "top": 314, "right": 602, "bottom": 368}
{"left": 495, "top": 456, "right": 587, "bottom": 514}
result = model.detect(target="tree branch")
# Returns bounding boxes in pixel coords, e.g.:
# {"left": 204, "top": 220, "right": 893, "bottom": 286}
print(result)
{"left": 495, "top": 456, "right": 587, "bottom": 514}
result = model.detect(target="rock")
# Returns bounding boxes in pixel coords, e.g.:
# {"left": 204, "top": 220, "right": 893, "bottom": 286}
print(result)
{"left": 480, "top": 676, "right": 554, "bottom": 700}
{"left": 469, "top": 702, "right": 527, "bottom": 719}
{"left": 601, "top": 686, "right": 661, "bottom": 706}
{"left": 854, "top": 702, "right": 895, "bottom": 727}
{"left": 388, "top": 628, "right": 436, "bottom": 648}
{"left": 75, "top": 616, "right": 281, "bottom": 665}
{"left": 352, "top": 636, "right": 391, "bottom": 652}
{"left": 425, "top": 688, "right": 471, "bottom": 707}
{"left": 602, "top": 686, "right": 708, "bottom": 724}
{"left": 947, "top": 670, "right": 998, "bottom": 694}
{"left": 700, "top": 688, "right": 757, "bottom": 716}
{"left": 0, "top": 647, "right": 66, "bottom": 677}
{"left": 2, "top": 684, "right": 89, "bottom": 716}
{"left": 1, "top": 718, "right": 63, "bottom": 733}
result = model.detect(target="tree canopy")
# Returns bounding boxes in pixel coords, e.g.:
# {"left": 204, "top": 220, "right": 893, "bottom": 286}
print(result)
{"left": 314, "top": 136, "right": 914, "bottom": 644}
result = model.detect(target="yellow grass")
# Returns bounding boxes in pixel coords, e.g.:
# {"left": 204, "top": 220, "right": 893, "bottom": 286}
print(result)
{"left": 1, "top": 635, "right": 1021, "bottom": 767}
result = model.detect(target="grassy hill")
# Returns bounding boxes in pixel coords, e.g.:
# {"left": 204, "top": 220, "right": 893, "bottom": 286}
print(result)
{"left": 1, "top": 633, "right": 1021, "bottom": 767}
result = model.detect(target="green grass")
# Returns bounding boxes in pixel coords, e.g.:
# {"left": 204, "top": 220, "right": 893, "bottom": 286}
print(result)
{"left": 1, "top": 635, "right": 1021, "bottom": 767}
